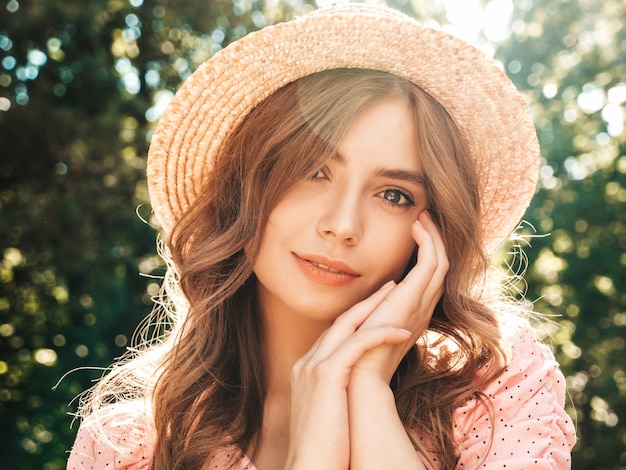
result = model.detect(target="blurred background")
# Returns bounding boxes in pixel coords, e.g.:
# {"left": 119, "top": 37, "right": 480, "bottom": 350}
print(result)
{"left": 0, "top": 0, "right": 624, "bottom": 468}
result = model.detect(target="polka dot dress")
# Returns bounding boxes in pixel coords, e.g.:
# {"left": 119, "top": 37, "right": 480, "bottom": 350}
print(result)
{"left": 66, "top": 404, "right": 152, "bottom": 469}
{"left": 66, "top": 405, "right": 252, "bottom": 469}
{"left": 447, "top": 317, "right": 576, "bottom": 469}
{"left": 66, "top": 318, "right": 575, "bottom": 469}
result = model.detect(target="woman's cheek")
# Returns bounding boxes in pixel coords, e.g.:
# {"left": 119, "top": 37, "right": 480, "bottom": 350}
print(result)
{"left": 372, "top": 221, "right": 417, "bottom": 281}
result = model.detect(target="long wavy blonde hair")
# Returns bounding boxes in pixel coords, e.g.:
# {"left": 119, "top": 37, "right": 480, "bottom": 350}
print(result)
{"left": 78, "top": 69, "right": 509, "bottom": 469}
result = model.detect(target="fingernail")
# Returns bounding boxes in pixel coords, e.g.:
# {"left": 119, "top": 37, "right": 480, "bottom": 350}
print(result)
{"left": 381, "top": 280, "right": 396, "bottom": 290}
{"left": 397, "top": 328, "right": 412, "bottom": 336}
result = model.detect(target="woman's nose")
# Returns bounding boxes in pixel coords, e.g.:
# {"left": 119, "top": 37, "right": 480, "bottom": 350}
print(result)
{"left": 316, "top": 190, "right": 362, "bottom": 245}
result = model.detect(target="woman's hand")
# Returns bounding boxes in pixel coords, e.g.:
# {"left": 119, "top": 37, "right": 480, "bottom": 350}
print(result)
{"left": 345, "top": 211, "right": 447, "bottom": 470}
{"left": 286, "top": 211, "right": 445, "bottom": 469}
{"left": 285, "top": 282, "right": 412, "bottom": 470}
{"left": 350, "top": 210, "right": 448, "bottom": 384}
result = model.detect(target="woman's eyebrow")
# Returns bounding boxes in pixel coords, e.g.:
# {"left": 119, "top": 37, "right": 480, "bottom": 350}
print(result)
{"left": 331, "top": 151, "right": 346, "bottom": 163}
{"left": 333, "top": 152, "right": 425, "bottom": 186}
{"left": 376, "top": 168, "right": 425, "bottom": 186}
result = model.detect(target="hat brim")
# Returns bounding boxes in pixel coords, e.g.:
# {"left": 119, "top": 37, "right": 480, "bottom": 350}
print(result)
{"left": 147, "top": 4, "right": 539, "bottom": 253}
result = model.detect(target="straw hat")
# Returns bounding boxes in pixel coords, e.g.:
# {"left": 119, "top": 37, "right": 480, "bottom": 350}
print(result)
{"left": 147, "top": 3, "right": 540, "bottom": 252}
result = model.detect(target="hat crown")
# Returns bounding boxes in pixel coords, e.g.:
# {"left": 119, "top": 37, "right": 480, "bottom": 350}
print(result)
{"left": 147, "top": 3, "right": 539, "bottom": 253}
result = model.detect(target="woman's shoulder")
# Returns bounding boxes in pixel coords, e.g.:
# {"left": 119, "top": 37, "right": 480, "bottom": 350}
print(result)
{"left": 67, "top": 401, "right": 153, "bottom": 470}
{"left": 494, "top": 314, "right": 564, "bottom": 391}
{"left": 452, "top": 315, "right": 577, "bottom": 468}
{"left": 457, "top": 314, "right": 568, "bottom": 417}
{"left": 66, "top": 401, "right": 257, "bottom": 470}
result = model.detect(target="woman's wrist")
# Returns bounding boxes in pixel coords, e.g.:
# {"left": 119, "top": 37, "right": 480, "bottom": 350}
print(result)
{"left": 347, "top": 372, "right": 395, "bottom": 401}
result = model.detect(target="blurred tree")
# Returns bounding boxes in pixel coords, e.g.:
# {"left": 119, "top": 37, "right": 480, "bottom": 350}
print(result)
{"left": 0, "top": 1, "right": 157, "bottom": 468}
{"left": 0, "top": 1, "right": 291, "bottom": 468}
{"left": 0, "top": 0, "right": 624, "bottom": 469}
{"left": 492, "top": 1, "right": 626, "bottom": 468}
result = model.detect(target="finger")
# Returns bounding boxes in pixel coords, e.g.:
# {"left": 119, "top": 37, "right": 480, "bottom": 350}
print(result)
{"left": 334, "top": 280, "right": 396, "bottom": 331}
{"left": 366, "top": 213, "right": 447, "bottom": 329}
{"left": 416, "top": 211, "right": 449, "bottom": 299}
{"left": 310, "top": 326, "right": 412, "bottom": 386}
{"left": 419, "top": 211, "right": 448, "bottom": 272}
{"left": 384, "top": 217, "right": 440, "bottom": 312}
{"left": 300, "top": 281, "right": 396, "bottom": 362}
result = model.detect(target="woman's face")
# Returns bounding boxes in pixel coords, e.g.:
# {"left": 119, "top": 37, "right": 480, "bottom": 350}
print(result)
{"left": 253, "top": 96, "right": 428, "bottom": 325}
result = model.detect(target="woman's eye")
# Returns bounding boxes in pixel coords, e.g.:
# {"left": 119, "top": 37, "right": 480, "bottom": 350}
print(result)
{"left": 310, "top": 168, "right": 327, "bottom": 180}
{"left": 381, "top": 189, "right": 414, "bottom": 207}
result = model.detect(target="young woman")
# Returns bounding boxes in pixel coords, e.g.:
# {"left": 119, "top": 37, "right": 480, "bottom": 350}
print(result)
{"left": 67, "top": 5, "right": 576, "bottom": 469}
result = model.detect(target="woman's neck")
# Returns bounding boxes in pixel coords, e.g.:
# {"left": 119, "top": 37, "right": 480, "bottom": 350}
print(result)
{"left": 260, "top": 301, "right": 332, "bottom": 396}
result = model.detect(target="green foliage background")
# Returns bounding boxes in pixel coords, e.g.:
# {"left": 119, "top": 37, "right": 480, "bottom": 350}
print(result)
{"left": 0, "top": 0, "right": 624, "bottom": 468}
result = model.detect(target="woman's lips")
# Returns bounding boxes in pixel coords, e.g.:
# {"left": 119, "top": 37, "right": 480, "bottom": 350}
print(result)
{"left": 293, "top": 253, "right": 361, "bottom": 286}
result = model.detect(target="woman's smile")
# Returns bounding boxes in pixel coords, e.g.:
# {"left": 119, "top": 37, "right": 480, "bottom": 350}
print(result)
{"left": 293, "top": 253, "right": 361, "bottom": 286}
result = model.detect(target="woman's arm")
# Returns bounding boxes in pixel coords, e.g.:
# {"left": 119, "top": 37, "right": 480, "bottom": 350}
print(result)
{"left": 286, "top": 282, "right": 414, "bottom": 470}
{"left": 347, "top": 212, "right": 448, "bottom": 469}
{"left": 347, "top": 377, "right": 429, "bottom": 469}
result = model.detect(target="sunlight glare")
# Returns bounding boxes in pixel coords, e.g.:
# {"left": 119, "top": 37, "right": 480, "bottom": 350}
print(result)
{"left": 443, "top": 0, "right": 483, "bottom": 43}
